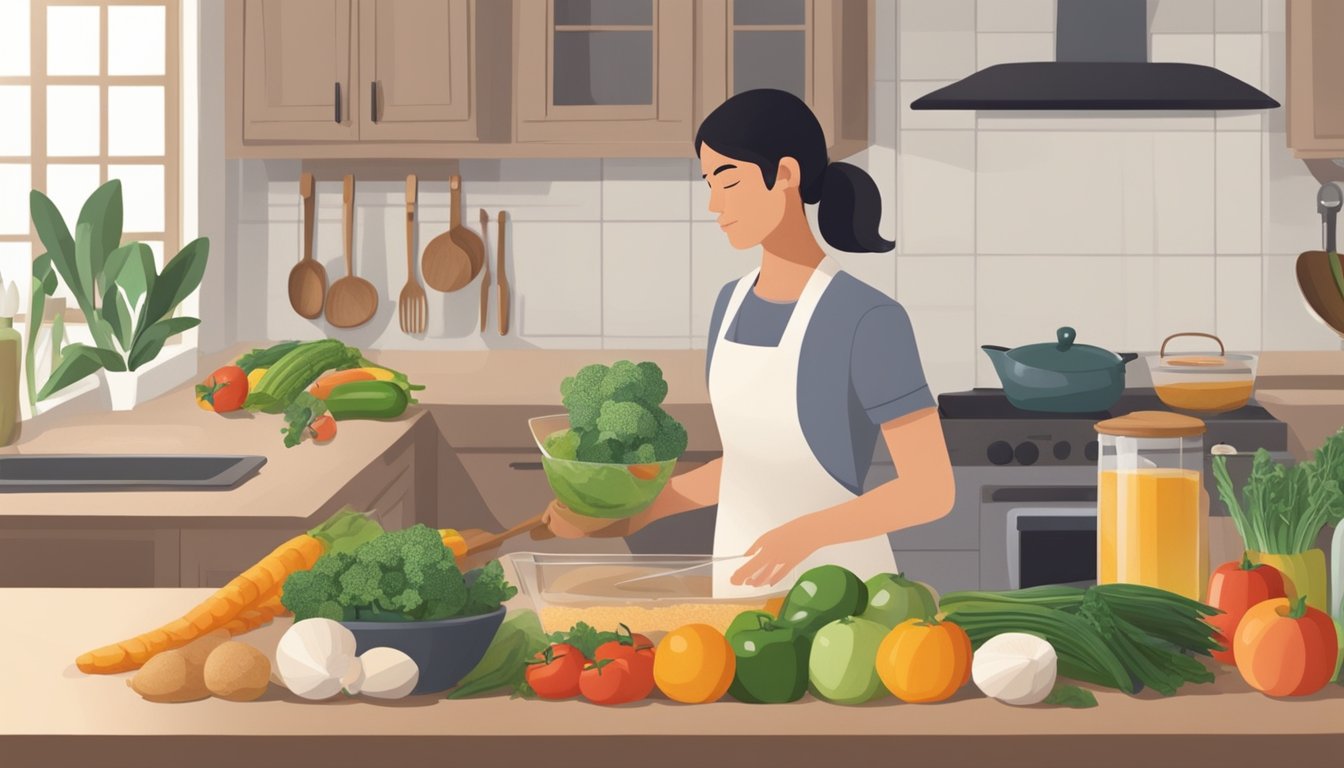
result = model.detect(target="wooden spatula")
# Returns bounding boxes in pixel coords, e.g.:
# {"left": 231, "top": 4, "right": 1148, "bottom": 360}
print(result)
{"left": 457, "top": 514, "right": 547, "bottom": 556}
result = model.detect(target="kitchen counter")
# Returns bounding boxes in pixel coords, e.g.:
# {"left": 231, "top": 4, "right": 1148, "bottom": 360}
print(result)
{"left": 0, "top": 344, "right": 710, "bottom": 521}
{"left": 5, "top": 588, "right": 1342, "bottom": 768}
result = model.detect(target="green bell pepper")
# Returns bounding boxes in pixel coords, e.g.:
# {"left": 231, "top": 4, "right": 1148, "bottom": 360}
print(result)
{"left": 727, "top": 621, "right": 810, "bottom": 704}
{"left": 777, "top": 564, "right": 868, "bottom": 638}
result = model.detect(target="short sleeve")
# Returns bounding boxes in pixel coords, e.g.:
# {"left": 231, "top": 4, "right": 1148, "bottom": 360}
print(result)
{"left": 850, "top": 303, "right": 937, "bottom": 425}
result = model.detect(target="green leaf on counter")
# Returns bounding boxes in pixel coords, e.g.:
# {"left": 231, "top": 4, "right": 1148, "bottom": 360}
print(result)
{"left": 1045, "top": 684, "right": 1098, "bottom": 709}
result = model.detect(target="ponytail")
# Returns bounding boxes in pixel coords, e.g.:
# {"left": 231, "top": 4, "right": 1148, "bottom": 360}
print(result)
{"left": 816, "top": 162, "right": 894, "bottom": 253}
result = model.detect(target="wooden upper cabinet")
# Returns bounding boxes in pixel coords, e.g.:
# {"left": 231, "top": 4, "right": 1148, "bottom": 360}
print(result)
{"left": 359, "top": 0, "right": 476, "bottom": 141}
{"left": 242, "top": 0, "right": 358, "bottom": 142}
{"left": 515, "top": 0, "right": 694, "bottom": 146}
{"left": 1288, "top": 0, "right": 1344, "bottom": 158}
{"left": 700, "top": 0, "right": 869, "bottom": 157}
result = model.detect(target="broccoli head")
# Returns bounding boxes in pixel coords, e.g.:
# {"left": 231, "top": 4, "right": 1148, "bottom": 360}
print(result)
{"left": 576, "top": 429, "right": 622, "bottom": 463}
{"left": 621, "top": 443, "right": 658, "bottom": 464}
{"left": 561, "top": 364, "right": 609, "bottom": 431}
{"left": 281, "top": 551, "right": 355, "bottom": 621}
{"left": 596, "top": 400, "right": 659, "bottom": 444}
{"left": 650, "top": 411, "right": 688, "bottom": 461}
{"left": 463, "top": 560, "right": 519, "bottom": 616}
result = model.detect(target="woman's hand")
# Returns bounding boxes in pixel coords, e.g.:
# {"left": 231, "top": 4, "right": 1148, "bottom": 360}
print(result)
{"left": 539, "top": 500, "right": 629, "bottom": 539}
{"left": 730, "top": 520, "right": 817, "bottom": 588}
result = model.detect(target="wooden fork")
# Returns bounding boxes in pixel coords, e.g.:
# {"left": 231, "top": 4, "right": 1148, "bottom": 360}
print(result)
{"left": 399, "top": 174, "right": 428, "bottom": 334}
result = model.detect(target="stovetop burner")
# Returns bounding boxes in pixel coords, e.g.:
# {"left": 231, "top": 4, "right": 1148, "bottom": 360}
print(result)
{"left": 937, "top": 388, "right": 1277, "bottom": 421}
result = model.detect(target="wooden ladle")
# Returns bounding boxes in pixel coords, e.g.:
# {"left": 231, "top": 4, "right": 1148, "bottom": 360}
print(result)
{"left": 324, "top": 175, "right": 379, "bottom": 328}
{"left": 287, "top": 172, "right": 326, "bottom": 318}
{"left": 421, "top": 175, "right": 483, "bottom": 292}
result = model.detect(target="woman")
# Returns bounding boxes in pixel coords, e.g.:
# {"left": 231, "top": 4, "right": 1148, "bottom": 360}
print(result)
{"left": 544, "top": 89, "right": 955, "bottom": 597}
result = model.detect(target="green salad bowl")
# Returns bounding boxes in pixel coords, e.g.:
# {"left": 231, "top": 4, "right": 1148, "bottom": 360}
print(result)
{"left": 530, "top": 415, "right": 676, "bottom": 519}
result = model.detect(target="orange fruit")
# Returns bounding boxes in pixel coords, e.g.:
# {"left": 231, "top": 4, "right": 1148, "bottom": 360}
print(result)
{"left": 653, "top": 624, "right": 735, "bottom": 704}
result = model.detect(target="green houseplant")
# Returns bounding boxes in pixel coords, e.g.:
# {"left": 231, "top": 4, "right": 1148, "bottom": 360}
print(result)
{"left": 28, "top": 180, "right": 208, "bottom": 408}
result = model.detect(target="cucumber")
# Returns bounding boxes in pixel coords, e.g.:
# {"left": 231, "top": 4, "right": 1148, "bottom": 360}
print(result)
{"left": 245, "top": 339, "right": 357, "bottom": 413}
{"left": 325, "top": 381, "right": 410, "bottom": 421}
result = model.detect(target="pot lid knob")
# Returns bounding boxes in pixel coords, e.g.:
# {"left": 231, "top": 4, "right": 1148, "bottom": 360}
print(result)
{"left": 1056, "top": 326, "right": 1077, "bottom": 352}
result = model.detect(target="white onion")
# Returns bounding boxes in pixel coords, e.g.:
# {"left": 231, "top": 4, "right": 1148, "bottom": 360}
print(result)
{"left": 346, "top": 647, "right": 419, "bottom": 699}
{"left": 972, "top": 632, "right": 1058, "bottom": 706}
{"left": 275, "top": 619, "right": 360, "bottom": 700}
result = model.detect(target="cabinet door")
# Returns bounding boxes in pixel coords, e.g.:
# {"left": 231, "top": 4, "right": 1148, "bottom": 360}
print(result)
{"left": 358, "top": 0, "right": 476, "bottom": 141}
{"left": 1288, "top": 0, "right": 1344, "bottom": 157}
{"left": 243, "top": 0, "right": 358, "bottom": 141}
{"left": 516, "top": 0, "right": 694, "bottom": 145}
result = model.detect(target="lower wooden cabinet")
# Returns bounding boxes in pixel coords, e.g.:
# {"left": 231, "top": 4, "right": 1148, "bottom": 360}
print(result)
{"left": 0, "top": 528, "right": 179, "bottom": 588}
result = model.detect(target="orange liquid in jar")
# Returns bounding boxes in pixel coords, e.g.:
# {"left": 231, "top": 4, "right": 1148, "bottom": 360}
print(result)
{"left": 1153, "top": 380, "right": 1253, "bottom": 412}
{"left": 1097, "top": 468, "right": 1204, "bottom": 600}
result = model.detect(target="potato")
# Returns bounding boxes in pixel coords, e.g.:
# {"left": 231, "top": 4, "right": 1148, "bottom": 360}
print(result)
{"left": 128, "top": 630, "right": 231, "bottom": 703}
{"left": 204, "top": 641, "right": 271, "bottom": 702}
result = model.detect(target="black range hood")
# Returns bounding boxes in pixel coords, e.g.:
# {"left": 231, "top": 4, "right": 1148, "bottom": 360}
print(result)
{"left": 911, "top": 0, "right": 1279, "bottom": 111}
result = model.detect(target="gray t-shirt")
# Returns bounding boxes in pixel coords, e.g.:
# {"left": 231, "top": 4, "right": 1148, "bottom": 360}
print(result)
{"left": 706, "top": 271, "right": 936, "bottom": 494}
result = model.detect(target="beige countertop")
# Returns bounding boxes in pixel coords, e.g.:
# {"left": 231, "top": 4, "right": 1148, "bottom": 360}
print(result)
{"left": 4, "top": 588, "right": 1341, "bottom": 767}
{"left": 0, "top": 345, "right": 711, "bottom": 520}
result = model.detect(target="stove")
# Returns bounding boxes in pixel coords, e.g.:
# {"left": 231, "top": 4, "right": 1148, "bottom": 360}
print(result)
{"left": 886, "top": 389, "right": 1291, "bottom": 596}
{"left": 938, "top": 388, "right": 1287, "bottom": 466}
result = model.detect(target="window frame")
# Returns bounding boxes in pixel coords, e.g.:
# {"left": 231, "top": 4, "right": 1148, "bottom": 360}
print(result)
{"left": 0, "top": 0, "right": 181, "bottom": 323}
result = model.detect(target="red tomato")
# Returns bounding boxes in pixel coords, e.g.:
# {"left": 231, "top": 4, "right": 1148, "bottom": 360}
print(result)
{"left": 579, "top": 658, "right": 653, "bottom": 706}
{"left": 308, "top": 414, "right": 337, "bottom": 443}
{"left": 1207, "top": 555, "right": 1287, "bottom": 665}
{"left": 195, "top": 365, "right": 248, "bottom": 413}
{"left": 594, "top": 626, "right": 655, "bottom": 678}
{"left": 525, "top": 643, "right": 585, "bottom": 700}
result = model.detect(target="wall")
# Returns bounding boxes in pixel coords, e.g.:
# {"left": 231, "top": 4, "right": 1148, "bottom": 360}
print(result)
{"left": 220, "top": 0, "right": 1339, "bottom": 397}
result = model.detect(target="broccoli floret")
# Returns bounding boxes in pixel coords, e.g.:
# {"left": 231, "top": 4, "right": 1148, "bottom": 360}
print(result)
{"left": 281, "top": 551, "right": 354, "bottom": 621}
{"left": 464, "top": 560, "right": 519, "bottom": 616}
{"left": 622, "top": 443, "right": 658, "bottom": 464}
{"left": 596, "top": 400, "right": 659, "bottom": 444}
{"left": 576, "top": 429, "right": 620, "bottom": 463}
{"left": 561, "top": 364, "right": 609, "bottom": 431}
{"left": 635, "top": 361, "right": 669, "bottom": 407}
{"left": 417, "top": 559, "right": 469, "bottom": 620}
{"left": 544, "top": 428, "right": 581, "bottom": 460}
{"left": 337, "top": 560, "right": 386, "bottom": 609}
{"left": 650, "top": 412, "right": 688, "bottom": 461}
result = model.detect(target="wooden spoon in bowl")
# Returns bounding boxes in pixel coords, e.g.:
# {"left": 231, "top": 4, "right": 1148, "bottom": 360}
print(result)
{"left": 287, "top": 172, "right": 326, "bottom": 318}
{"left": 324, "top": 175, "right": 379, "bottom": 328}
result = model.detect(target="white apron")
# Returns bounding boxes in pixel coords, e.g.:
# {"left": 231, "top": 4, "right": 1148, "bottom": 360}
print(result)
{"left": 708, "top": 258, "right": 897, "bottom": 598}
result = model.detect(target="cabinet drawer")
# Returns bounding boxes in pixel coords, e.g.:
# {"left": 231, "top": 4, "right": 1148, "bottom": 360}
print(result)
{"left": 0, "top": 528, "right": 178, "bottom": 587}
{"left": 181, "top": 527, "right": 309, "bottom": 588}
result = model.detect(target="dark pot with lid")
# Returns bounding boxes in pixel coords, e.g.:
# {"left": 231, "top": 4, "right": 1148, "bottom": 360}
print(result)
{"left": 982, "top": 327, "right": 1138, "bottom": 413}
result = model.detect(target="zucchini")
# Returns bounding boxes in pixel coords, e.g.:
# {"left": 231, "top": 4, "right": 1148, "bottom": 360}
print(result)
{"left": 325, "top": 380, "right": 410, "bottom": 421}
{"left": 235, "top": 340, "right": 300, "bottom": 373}
{"left": 245, "top": 339, "right": 357, "bottom": 413}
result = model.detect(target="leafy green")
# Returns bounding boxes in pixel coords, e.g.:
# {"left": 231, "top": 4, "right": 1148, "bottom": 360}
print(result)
{"left": 464, "top": 560, "right": 518, "bottom": 616}
{"left": 1045, "top": 684, "right": 1098, "bottom": 709}
{"left": 557, "top": 360, "right": 686, "bottom": 462}
{"left": 447, "top": 610, "right": 548, "bottom": 699}
{"left": 282, "top": 392, "right": 327, "bottom": 448}
{"left": 1213, "top": 429, "right": 1344, "bottom": 554}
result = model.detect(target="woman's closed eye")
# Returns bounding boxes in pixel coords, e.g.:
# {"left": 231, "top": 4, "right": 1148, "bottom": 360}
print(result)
{"left": 723, "top": 181, "right": 740, "bottom": 189}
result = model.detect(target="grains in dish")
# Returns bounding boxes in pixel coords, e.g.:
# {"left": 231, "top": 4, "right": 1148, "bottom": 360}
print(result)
{"left": 540, "top": 603, "right": 767, "bottom": 635}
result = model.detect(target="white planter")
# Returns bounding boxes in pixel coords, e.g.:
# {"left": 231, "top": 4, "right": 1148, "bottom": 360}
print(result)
{"left": 101, "top": 370, "right": 140, "bottom": 411}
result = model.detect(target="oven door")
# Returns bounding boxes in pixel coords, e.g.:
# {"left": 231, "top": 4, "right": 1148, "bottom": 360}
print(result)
{"left": 1005, "top": 506, "right": 1097, "bottom": 590}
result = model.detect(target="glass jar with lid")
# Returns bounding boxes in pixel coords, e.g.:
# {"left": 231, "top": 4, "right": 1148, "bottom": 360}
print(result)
{"left": 1095, "top": 411, "right": 1208, "bottom": 601}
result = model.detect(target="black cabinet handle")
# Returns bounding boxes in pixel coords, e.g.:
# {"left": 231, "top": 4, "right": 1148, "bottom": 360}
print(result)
{"left": 333, "top": 82, "right": 341, "bottom": 123}
{"left": 508, "top": 462, "right": 544, "bottom": 471}
{"left": 370, "top": 81, "right": 378, "bottom": 123}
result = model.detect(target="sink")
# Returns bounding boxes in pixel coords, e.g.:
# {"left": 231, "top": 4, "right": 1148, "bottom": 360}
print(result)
{"left": 0, "top": 455, "right": 267, "bottom": 492}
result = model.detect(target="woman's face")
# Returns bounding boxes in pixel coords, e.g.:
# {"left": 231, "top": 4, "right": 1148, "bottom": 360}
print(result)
{"left": 699, "top": 143, "right": 789, "bottom": 250}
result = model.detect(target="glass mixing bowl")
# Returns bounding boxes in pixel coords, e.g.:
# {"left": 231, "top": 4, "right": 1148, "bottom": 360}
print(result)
{"left": 530, "top": 414, "right": 676, "bottom": 519}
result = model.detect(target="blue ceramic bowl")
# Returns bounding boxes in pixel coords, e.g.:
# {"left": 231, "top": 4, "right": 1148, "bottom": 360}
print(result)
{"left": 342, "top": 607, "right": 506, "bottom": 695}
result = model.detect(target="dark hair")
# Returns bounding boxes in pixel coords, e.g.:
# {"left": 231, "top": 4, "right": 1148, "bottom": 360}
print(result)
{"left": 694, "top": 89, "right": 893, "bottom": 253}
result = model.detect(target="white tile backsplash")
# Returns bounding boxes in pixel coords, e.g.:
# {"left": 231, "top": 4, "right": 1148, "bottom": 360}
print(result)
{"left": 512, "top": 222, "right": 602, "bottom": 337}
{"left": 906, "top": 306, "right": 977, "bottom": 395}
{"left": 1150, "top": 33, "right": 1215, "bottom": 65}
{"left": 1216, "top": 132, "right": 1263, "bottom": 254}
{"left": 975, "top": 33, "right": 1054, "bottom": 69}
{"left": 899, "top": 0, "right": 976, "bottom": 80}
{"left": 1153, "top": 132, "right": 1216, "bottom": 254}
{"left": 976, "top": 0, "right": 1055, "bottom": 32}
{"left": 602, "top": 222, "right": 691, "bottom": 337}
{"left": 975, "top": 256, "right": 1129, "bottom": 354}
{"left": 1216, "top": 255, "right": 1264, "bottom": 350}
{"left": 876, "top": 0, "right": 897, "bottom": 82}
{"left": 900, "top": 81, "right": 977, "bottom": 130}
{"left": 1215, "top": 0, "right": 1264, "bottom": 33}
{"left": 602, "top": 159, "right": 692, "bottom": 221}
{"left": 1151, "top": 0, "right": 1215, "bottom": 34}
{"left": 1263, "top": 254, "right": 1344, "bottom": 350}
{"left": 899, "top": 131, "right": 976, "bottom": 254}
{"left": 1215, "top": 34, "right": 1265, "bottom": 130}
{"left": 898, "top": 255, "right": 977, "bottom": 308}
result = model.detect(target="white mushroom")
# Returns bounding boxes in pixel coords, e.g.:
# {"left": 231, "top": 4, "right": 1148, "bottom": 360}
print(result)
{"left": 972, "top": 632, "right": 1058, "bottom": 706}
{"left": 275, "top": 619, "right": 360, "bottom": 700}
{"left": 346, "top": 647, "right": 419, "bottom": 700}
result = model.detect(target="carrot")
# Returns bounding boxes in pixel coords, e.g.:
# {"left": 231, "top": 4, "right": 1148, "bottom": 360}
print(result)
{"left": 309, "top": 369, "right": 376, "bottom": 399}
{"left": 76, "top": 509, "right": 383, "bottom": 675}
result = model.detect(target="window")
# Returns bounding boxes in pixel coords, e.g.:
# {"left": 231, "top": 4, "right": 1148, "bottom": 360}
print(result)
{"left": 0, "top": 0, "right": 180, "bottom": 320}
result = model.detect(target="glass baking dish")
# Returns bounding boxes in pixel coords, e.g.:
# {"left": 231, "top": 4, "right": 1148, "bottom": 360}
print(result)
{"left": 503, "top": 552, "right": 782, "bottom": 638}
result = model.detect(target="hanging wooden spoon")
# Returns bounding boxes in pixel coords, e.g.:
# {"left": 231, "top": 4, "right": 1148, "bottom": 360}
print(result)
{"left": 324, "top": 175, "right": 379, "bottom": 328}
{"left": 421, "top": 175, "right": 483, "bottom": 292}
{"left": 287, "top": 172, "right": 326, "bottom": 318}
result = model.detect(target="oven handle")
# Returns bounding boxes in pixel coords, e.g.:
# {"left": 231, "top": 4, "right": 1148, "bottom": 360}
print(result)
{"left": 987, "top": 486, "right": 1097, "bottom": 503}
{"left": 1005, "top": 506, "right": 1096, "bottom": 591}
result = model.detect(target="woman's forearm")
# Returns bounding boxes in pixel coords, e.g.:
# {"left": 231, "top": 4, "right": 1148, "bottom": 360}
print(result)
{"left": 624, "top": 457, "right": 723, "bottom": 533}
